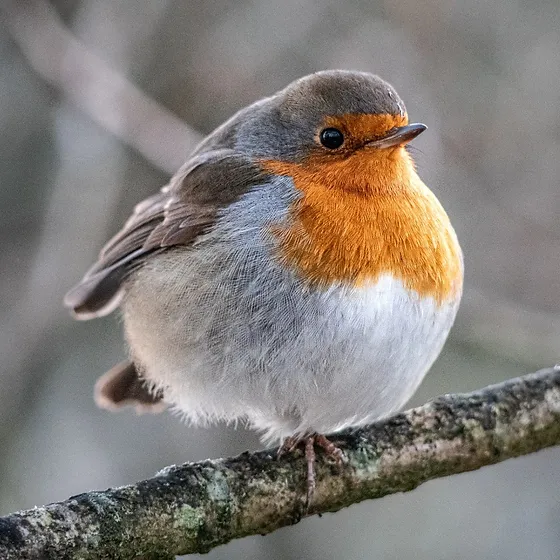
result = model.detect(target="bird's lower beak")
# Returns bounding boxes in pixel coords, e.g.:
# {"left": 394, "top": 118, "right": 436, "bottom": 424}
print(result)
{"left": 366, "top": 123, "right": 427, "bottom": 148}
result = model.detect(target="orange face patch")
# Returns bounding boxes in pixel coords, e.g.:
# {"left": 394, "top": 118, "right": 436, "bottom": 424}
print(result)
{"left": 261, "top": 115, "right": 463, "bottom": 304}
{"left": 320, "top": 113, "right": 409, "bottom": 150}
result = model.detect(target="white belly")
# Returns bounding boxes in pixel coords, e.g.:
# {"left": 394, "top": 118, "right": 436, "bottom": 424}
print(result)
{"left": 124, "top": 254, "right": 459, "bottom": 443}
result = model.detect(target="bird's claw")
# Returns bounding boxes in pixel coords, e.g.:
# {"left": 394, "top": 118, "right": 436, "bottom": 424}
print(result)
{"left": 278, "top": 433, "right": 345, "bottom": 509}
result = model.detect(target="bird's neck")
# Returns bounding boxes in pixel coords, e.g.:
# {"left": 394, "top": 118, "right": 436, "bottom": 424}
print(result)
{"left": 262, "top": 149, "right": 463, "bottom": 305}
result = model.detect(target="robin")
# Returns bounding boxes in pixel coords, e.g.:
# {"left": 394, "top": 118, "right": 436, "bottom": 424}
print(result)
{"left": 65, "top": 70, "right": 463, "bottom": 503}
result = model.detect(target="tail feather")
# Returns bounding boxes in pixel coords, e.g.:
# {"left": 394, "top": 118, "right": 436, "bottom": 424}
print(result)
{"left": 94, "top": 360, "right": 166, "bottom": 414}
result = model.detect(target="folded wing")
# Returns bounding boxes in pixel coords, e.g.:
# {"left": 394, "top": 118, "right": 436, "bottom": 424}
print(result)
{"left": 64, "top": 149, "right": 265, "bottom": 319}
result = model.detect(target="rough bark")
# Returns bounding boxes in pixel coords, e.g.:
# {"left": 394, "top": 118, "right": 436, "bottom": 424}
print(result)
{"left": 1, "top": 366, "right": 560, "bottom": 559}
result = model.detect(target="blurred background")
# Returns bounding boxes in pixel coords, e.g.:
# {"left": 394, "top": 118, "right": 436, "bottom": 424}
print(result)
{"left": 1, "top": 0, "right": 560, "bottom": 558}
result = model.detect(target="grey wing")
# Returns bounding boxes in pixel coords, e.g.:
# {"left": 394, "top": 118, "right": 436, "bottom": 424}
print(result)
{"left": 64, "top": 149, "right": 266, "bottom": 319}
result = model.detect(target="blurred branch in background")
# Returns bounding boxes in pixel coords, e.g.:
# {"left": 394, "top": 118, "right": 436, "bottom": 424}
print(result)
{"left": 1, "top": 366, "right": 560, "bottom": 559}
{"left": 1, "top": 0, "right": 203, "bottom": 174}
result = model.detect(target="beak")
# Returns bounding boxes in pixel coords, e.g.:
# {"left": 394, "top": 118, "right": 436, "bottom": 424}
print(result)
{"left": 366, "top": 123, "right": 427, "bottom": 149}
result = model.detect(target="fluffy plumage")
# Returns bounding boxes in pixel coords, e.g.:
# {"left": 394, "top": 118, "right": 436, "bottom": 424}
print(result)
{"left": 122, "top": 178, "right": 461, "bottom": 442}
{"left": 65, "top": 70, "right": 463, "bottom": 444}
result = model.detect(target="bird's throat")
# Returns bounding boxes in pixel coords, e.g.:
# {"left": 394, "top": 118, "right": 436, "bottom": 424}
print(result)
{"left": 262, "top": 150, "right": 463, "bottom": 304}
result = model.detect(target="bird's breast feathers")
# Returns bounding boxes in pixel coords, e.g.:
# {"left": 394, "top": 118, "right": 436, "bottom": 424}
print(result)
{"left": 262, "top": 147, "right": 463, "bottom": 305}
{"left": 122, "top": 173, "right": 462, "bottom": 439}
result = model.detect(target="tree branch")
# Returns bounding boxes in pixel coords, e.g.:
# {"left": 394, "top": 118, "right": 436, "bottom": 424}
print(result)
{"left": 1, "top": 0, "right": 203, "bottom": 173}
{"left": 1, "top": 366, "right": 560, "bottom": 559}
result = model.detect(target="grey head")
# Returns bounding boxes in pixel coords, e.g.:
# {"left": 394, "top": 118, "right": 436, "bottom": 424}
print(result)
{"left": 194, "top": 70, "right": 410, "bottom": 162}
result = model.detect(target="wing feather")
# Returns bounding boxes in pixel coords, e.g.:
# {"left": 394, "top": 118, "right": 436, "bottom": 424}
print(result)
{"left": 64, "top": 150, "right": 265, "bottom": 318}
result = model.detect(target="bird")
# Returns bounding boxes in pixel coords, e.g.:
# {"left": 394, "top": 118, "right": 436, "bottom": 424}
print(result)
{"left": 64, "top": 70, "right": 463, "bottom": 503}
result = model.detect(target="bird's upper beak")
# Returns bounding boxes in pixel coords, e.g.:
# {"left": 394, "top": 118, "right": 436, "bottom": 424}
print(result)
{"left": 366, "top": 123, "right": 427, "bottom": 149}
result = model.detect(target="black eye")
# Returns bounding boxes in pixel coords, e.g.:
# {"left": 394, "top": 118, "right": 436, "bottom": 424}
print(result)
{"left": 319, "top": 128, "right": 344, "bottom": 149}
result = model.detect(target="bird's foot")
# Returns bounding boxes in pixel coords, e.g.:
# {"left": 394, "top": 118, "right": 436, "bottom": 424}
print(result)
{"left": 278, "top": 433, "right": 345, "bottom": 508}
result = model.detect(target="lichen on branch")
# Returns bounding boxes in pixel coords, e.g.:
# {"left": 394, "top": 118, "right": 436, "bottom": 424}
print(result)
{"left": 1, "top": 366, "right": 560, "bottom": 559}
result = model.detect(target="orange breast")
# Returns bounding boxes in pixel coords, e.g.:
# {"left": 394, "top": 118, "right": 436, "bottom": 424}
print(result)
{"left": 261, "top": 147, "right": 463, "bottom": 305}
